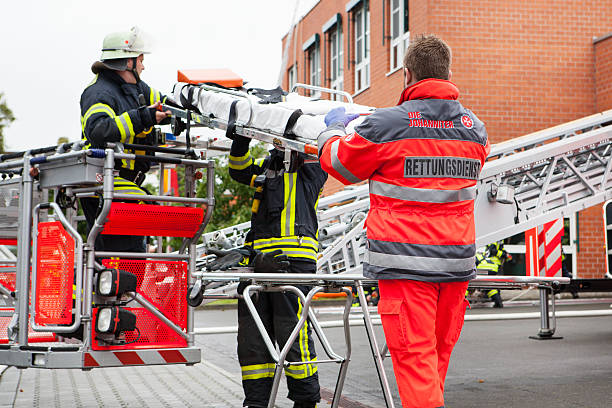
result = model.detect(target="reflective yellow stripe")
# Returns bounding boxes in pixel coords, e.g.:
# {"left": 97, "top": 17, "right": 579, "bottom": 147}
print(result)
{"left": 254, "top": 158, "right": 265, "bottom": 169}
{"left": 149, "top": 87, "right": 161, "bottom": 105}
{"left": 82, "top": 103, "right": 116, "bottom": 133}
{"left": 252, "top": 236, "right": 318, "bottom": 260}
{"left": 250, "top": 175, "right": 257, "bottom": 187}
{"left": 284, "top": 360, "right": 319, "bottom": 379}
{"left": 229, "top": 152, "right": 253, "bottom": 170}
{"left": 487, "top": 289, "right": 499, "bottom": 297}
{"left": 253, "top": 236, "right": 318, "bottom": 249}
{"left": 314, "top": 189, "right": 322, "bottom": 239}
{"left": 86, "top": 74, "right": 99, "bottom": 88}
{"left": 288, "top": 300, "right": 318, "bottom": 380}
{"left": 281, "top": 172, "right": 297, "bottom": 236}
{"left": 114, "top": 112, "right": 135, "bottom": 143}
{"left": 113, "top": 177, "right": 147, "bottom": 196}
{"left": 241, "top": 363, "right": 276, "bottom": 380}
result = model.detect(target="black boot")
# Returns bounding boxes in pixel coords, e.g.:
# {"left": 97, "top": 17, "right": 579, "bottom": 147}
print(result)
{"left": 293, "top": 402, "right": 317, "bottom": 408}
{"left": 491, "top": 292, "right": 503, "bottom": 308}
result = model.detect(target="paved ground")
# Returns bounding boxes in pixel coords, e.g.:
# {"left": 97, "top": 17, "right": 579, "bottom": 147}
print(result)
{"left": 1, "top": 297, "right": 611, "bottom": 407}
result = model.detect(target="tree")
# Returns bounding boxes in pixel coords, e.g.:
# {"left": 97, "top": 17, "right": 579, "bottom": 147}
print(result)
{"left": 0, "top": 93, "right": 15, "bottom": 154}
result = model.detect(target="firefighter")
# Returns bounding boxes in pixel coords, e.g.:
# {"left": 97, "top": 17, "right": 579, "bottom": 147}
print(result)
{"left": 351, "top": 285, "right": 379, "bottom": 307}
{"left": 212, "top": 131, "right": 326, "bottom": 407}
{"left": 475, "top": 241, "right": 512, "bottom": 308}
{"left": 79, "top": 26, "right": 170, "bottom": 252}
{"left": 317, "top": 35, "right": 489, "bottom": 408}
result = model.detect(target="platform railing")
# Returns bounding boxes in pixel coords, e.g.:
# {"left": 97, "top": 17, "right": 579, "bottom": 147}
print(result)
{"left": 0, "top": 143, "right": 212, "bottom": 368}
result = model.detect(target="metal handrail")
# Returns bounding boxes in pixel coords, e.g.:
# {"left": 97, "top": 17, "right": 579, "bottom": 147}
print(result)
{"left": 291, "top": 83, "right": 354, "bottom": 103}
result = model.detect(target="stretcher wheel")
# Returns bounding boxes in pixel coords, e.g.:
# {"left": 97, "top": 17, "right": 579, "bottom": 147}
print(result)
{"left": 186, "top": 286, "right": 203, "bottom": 307}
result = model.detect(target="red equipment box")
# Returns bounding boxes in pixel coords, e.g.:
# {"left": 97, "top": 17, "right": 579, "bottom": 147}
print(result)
{"left": 35, "top": 222, "right": 74, "bottom": 325}
{"left": 94, "top": 259, "right": 189, "bottom": 350}
{"left": 102, "top": 203, "right": 204, "bottom": 238}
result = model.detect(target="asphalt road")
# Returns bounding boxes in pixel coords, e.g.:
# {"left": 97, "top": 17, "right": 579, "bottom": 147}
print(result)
{"left": 195, "top": 300, "right": 612, "bottom": 408}
{"left": 1, "top": 298, "right": 610, "bottom": 407}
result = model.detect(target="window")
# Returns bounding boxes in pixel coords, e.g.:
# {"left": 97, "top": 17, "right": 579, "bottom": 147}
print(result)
{"left": 329, "top": 25, "right": 344, "bottom": 100}
{"left": 354, "top": 4, "right": 370, "bottom": 93}
{"left": 307, "top": 44, "right": 321, "bottom": 96}
{"left": 390, "top": 0, "right": 409, "bottom": 72}
{"left": 287, "top": 65, "right": 297, "bottom": 92}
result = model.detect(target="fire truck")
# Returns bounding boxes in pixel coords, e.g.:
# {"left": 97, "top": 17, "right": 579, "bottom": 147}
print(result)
{"left": 5, "top": 74, "right": 611, "bottom": 407}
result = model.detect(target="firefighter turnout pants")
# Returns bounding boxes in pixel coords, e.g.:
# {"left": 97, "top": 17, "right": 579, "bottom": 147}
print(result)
{"left": 378, "top": 279, "right": 469, "bottom": 408}
{"left": 237, "top": 262, "right": 320, "bottom": 407}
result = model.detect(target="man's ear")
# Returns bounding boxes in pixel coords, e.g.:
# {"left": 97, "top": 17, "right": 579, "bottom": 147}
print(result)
{"left": 448, "top": 69, "right": 453, "bottom": 81}
{"left": 125, "top": 59, "right": 133, "bottom": 70}
{"left": 404, "top": 68, "right": 412, "bottom": 88}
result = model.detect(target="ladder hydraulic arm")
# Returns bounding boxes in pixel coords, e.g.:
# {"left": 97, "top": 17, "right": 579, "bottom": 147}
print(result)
{"left": 196, "top": 111, "right": 612, "bottom": 275}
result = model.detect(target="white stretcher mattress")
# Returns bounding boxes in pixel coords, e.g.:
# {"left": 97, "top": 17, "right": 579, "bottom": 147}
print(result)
{"left": 172, "top": 83, "right": 375, "bottom": 141}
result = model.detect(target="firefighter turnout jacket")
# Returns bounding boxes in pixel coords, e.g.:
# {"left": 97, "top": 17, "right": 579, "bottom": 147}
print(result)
{"left": 228, "top": 135, "right": 328, "bottom": 263}
{"left": 80, "top": 69, "right": 167, "bottom": 177}
{"left": 229, "top": 135, "right": 325, "bottom": 406}
{"left": 318, "top": 79, "right": 490, "bottom": 282}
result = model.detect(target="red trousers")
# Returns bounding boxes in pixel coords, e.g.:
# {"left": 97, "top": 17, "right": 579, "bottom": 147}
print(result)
{"left": 378, "top": 279, "right": 469, "bottom": 408}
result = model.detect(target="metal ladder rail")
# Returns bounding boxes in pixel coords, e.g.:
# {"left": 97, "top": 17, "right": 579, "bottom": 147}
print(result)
{"left": 475, "top": 125, "right": 612, "bottom": 247}
{"left": 489, "top": 109, "right": 612, "bottom": 159}
{"left": 196, "top": 185, "right": 370, "bottom": 259}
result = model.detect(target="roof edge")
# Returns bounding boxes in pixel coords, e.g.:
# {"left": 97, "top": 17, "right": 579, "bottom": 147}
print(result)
{"left": 593, "top": 32, "right": 612, "bottom": 44}
{"left": 281, "top": 0, "right": 321, "bottom": 41}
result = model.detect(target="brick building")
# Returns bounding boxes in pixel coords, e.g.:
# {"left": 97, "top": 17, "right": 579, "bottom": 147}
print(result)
{"left": 280, "top": 0, "right": 612, "bottom": 278}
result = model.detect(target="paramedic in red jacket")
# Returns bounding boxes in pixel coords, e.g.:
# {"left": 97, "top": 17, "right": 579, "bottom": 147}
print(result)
{"left": 318, "top": 35, "right": 490, "bottom": 408}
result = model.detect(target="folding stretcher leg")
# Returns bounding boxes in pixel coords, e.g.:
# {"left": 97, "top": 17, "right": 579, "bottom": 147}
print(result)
{"left": 241, "top": 283, "right": 354, "bottom": 408}
{"left": 355, "top": 281, "right": 395, "bottom": 408}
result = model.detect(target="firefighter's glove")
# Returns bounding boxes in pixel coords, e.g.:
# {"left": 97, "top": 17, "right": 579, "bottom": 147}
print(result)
{"left": 206, "top": 247, "right": 253, "bottom": 271}
{"left": 252, "top": 249, "right": 290, "bottom": 273}
{"left": 324, "top": 107, "right": 359, "bottom": 127}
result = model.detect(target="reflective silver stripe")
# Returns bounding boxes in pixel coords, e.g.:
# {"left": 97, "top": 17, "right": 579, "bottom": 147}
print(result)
{"left": 331, "top": 140, "right": 362, "bottom": 183}
{"left": 228, "top": 154, "right": 253, "bottom": 169}
{"left": 367, "top": 249, "right": 475, "bottom": 272}
{"left": 369, "top": 179, "right": 476, "bottom": 203}
{"left": 253, "top": 237, "right": 318, "bottom": 248}
{"left": 318, "top": 124, "right": 345, "bottom": 153}
{"left": 115, "top": 114, "right": 133, "bottom": 143}
{"left": 241, "top": 367, "right": 275, "bottom": 376}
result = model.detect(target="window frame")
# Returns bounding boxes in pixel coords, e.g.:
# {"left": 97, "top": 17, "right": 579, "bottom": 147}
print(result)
{"left": 307, "top": 43, "right": 321, "bottom": 96}
{"left": 353, "top": 3, "right": 370, "bottom": 94}
{"left": 389, "top": 0, "right": 410, "bottom": 73}
{"left": 329, "top": 24, "right": 344, "bottom": 100}
{"left": 287, "top": 65, "right": 297, "bottom": 93}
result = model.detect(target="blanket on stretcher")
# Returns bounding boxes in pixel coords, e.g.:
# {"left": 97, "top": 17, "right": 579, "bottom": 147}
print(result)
{"left": 172, "top": 83, "right": 375, "bottom": 141}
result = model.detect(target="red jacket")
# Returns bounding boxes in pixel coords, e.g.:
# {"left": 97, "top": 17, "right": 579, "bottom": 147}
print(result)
{"left": 318, "top": 79, "right": 490, "bottom": 282}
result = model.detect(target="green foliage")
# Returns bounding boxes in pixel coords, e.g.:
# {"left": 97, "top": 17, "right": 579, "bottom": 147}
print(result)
{"left": 165, "top": 142, "right": 267, "bottom": 250}
{"left": 0, "top": 93, "right": 15, "bottom": 154}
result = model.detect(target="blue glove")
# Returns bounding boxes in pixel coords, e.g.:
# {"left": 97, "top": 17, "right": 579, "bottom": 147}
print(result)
{"left": 324, "top": 107, "right": 360, "bottom": 127}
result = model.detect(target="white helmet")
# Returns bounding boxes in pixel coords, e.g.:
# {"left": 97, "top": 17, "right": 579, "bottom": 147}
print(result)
{"left": 92, "top": 27, "right": 151, "bottom": 74}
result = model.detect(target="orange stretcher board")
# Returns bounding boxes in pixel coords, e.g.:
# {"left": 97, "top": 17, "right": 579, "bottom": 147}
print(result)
{"left": 177, "top": 68, "right": 243, "bottom": 88}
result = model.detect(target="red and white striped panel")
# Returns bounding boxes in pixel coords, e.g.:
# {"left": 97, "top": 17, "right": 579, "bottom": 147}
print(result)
{"left": 525, "top": 219, "right": 564, "bottom": 277}
{"left": 84, "top": 348, "right": 200, "bottom": 368}
{"left": 540, "top": 219, "right": 564, "bottom": 277}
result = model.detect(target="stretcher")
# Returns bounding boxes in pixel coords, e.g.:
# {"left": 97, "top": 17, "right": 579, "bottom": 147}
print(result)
{"left": 199, "top": 271, "right": 570, "bottom": 408}
{"left": 164, "top": 80, "right": 374, "bottom": 159}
